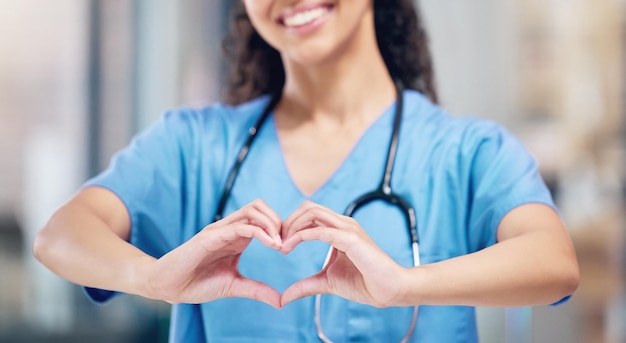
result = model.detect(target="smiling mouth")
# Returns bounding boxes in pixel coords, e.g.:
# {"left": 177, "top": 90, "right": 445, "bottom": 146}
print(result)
{"left": 279, "top": 4, "right": 334, "bottom": 28}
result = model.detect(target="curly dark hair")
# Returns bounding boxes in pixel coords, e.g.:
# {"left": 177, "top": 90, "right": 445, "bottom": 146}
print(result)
{"left": 222, "top": 0, "right": 438, "bottom": 105}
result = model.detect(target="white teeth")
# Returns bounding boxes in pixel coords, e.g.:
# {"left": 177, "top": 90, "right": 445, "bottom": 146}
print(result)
{"left": 283, "top": 7, "right": 329, "bottom": 27}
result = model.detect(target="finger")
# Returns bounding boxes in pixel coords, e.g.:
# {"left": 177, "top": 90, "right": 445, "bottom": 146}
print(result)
{"left": 282, "top": 201, "right": 322, "bottom": 232}
{"left": 250, "top": 199, "right": 282, "bottom": 233}
{"left": 234, "top": 223, "right": 279, "bottom": 248}
{"left": 245, "top": 199, "right": 283, "bottom": 244}
{"left": 218, "top": 204, "right": 282, "bottom": 246}
{"left": 199, "top": 223, "right": 278, "bottom": 251}
{"left": 221, "top": 202, "right": 275, "bottom": 231}
{"left": 287, "top": 226, "right": 402, "bottom": 293}
{"left": 282, "top": 201, "right": 348, "bottom": 241}
{"left": 282, "top": 227, "right": 381, "bottom": 272}
{"left": 229, "top": 277, "right": 282, "bottom": 309}
{"left": 281, "top": 226, "right": 346, "bottom": 254}
{"left": 281, "top": 272, "right": 329, "bottom": 307}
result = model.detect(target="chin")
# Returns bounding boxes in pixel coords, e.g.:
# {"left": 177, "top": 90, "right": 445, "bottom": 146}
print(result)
{"left": 285, "top": 39, "right": 350, "bottom": 69}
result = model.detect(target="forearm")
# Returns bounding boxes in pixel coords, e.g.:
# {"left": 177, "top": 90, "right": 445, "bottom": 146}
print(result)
{"left": 33, "top": 202, "right": 156, "bottom": 298}
{"left": 397, "top": 230, "right": 579, "bottom": 307}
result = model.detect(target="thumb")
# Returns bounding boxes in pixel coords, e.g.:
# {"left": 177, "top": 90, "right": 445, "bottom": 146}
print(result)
{"left": 228, "top": 277, "right": 282, "bottom": 309}
{"left": 281, "top": 272, "right": 329, "bottom": 307}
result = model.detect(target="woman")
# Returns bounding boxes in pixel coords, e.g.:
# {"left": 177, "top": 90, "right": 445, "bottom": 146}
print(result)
{"left": 33, "top": 0, "right": 579, "bottom": 341}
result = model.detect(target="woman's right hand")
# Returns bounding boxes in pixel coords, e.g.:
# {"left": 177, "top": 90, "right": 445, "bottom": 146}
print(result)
{"left": 140, "top": 199, "right": 283, "bottom": 308}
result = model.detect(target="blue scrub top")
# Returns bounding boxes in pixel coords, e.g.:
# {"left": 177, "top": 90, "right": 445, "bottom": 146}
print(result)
{"left": 84, "top": 90, "right": 556, "bottom": 342}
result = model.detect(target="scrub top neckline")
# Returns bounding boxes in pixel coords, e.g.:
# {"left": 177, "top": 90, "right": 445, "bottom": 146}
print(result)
{"left": 266, "top": 99, "right": 398, "bottom": 200}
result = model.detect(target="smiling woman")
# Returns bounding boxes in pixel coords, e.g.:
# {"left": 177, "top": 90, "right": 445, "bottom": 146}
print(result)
{"left": 32, "top": 0, "right": 579, "bottom": 342}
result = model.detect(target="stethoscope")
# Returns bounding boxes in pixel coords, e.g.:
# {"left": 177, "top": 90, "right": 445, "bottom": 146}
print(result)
{"left": 214, "top": 82, "right": 420, "bottom": 342}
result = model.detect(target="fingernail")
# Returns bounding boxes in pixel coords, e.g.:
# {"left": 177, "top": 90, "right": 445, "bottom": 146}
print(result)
{"left": 273, "top": 235, "right": 283, "bottom": 245}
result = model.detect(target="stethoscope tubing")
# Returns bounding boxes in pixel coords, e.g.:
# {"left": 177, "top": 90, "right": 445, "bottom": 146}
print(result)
{"left": 214, "top": 82, "right": 421, "bottom": 342}
{"left": 313, "top": 82, "right": 422, "bottom": 342}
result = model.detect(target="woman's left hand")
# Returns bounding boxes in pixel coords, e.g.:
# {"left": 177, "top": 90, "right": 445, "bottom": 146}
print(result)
{"left": 280, "top": 201, "right": 409, "bottom": 308}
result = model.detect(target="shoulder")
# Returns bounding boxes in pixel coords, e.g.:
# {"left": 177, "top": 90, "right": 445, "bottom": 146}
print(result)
{"left": 158, "top": 96, "right": 272, "bottom": 135}
{"left": 110, "top": 96, "right": 274, "bottom": 171}
{"left": 402, "top": 90, "right": 518, "bottom": 151}
{"left": 140, "top": 96, "right": 272, "bottom": 153}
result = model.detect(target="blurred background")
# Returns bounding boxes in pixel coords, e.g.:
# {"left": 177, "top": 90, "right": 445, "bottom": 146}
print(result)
{"left": 0, "top": 0, "right": 624, "bottom": 342}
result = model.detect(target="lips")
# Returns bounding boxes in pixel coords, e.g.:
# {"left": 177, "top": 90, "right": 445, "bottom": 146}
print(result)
{"left": 278, "top": 3, "right": 334, "bottom": 29}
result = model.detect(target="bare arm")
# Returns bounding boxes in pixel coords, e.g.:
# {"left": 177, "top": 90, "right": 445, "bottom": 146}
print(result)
{"left": 280, "top": 202, "right": 579, "bottom": 308}
{"left": 33, "top": 188, "right": 284, "bottom": 307}
{"left": 396, "top": 203, "right": 580, "bottom": 306}
{"left": 33, "top": 187, "right": 153, "bottom": 297}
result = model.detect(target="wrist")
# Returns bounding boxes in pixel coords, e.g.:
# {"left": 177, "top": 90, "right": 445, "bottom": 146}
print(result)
{"left": 127, "top": 254, "right": 159, "bottom": 300}
{"left": 393, "top": 265, "right": 429, "bottom": 307}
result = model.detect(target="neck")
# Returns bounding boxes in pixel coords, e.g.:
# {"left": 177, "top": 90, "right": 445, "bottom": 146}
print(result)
{"left": 278, "top": 20, "right": 396, "bottom": 126}
{"left": 281, "top": 60, "right": 396, "bottom": 124}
